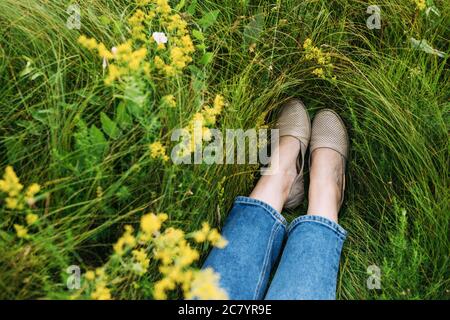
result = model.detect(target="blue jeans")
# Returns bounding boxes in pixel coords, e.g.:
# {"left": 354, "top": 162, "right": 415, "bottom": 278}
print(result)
{"left": 202, "top": 196, "right": 347, "bottom": 300}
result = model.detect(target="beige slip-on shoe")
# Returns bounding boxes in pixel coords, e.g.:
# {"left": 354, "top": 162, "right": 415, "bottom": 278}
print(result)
{"left": 310, "top": 109, "right": 349, "bottom": 208}
{"left": 275, "top": 99, "right": 311, "bottom": 209}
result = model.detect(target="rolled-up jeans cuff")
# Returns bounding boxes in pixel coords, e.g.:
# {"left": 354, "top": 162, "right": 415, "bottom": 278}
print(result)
{"left": 234, "top": 196, "right": 287, "bottom": 228}
{"left": 288, "top": 214, "right": 347, "bottom": 241}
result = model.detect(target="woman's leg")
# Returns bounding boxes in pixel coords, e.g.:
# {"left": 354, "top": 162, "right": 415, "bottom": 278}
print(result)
{"left": 202, "top": 136, "right": 300, "bottom": 299}
{"left": 265, "top": 148, "right": 347, "bottom": 300}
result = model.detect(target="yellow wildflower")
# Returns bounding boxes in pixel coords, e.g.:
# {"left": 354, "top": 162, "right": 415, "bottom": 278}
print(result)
{"left": 105, "top": 64, "right": 121, "bottom": 85}
{"left": 193, "top": 222, "right": 211, "bottom": 243}
{"left": 97, "top": 43, "right": 114, "bottom": 60}
{"left": 178, "top": 244, "right": 200, "bottom": 267}
{"left": 116, "top": 41, "right": 133, "bottom": 56}
{"left": 113, "top": 225, "right": 136, "bottom": 255}
{"left": 154, "top": 56, "right": 165, "bottom": 69}
{"left": 25, "top": 213, "right": 38, "bottom": 225}
{"left": 25, "top": 183, "right": 40, "bottom": 198}
{"left": 6, "top": 197, "right": 22, "bottom": 210}
{"left": 154, "top": 277, "right": 175, "bottom": 300}
{"left": 95, "top": 267, "right": 105, "bottom": 277}
{"left": 207, "top": 229, "right": 228, "bottom": 248}
{"left": 0, "top": 166, "right": 23, "bottom": 197}
{"left": 161, "top": 94, "right": 176, "bottom": 108}
{"left": 192, "top": 222, "right": 227, "bottom": 248}
{"left": 78, "top": 35, "right": 98, "bottom": 50}
{"left": 303, "top": 38, "right": 334, "bottom": 79}
{"left": 149, "top": 141, "right": 169, "bottom": 161}
{"left": 136, "top": 0, "right": 152, "bottom": 7}
{"left": 303, "top": 38, "right": 313, "bottom": 49}
{"left": 163, "top": 65, "right": 177, "bottom": 77}
{"left": 412, "top": 0, "right": 426, "bottom": 10}
{"left": 213, "top": 95, "right": 225, "bottom": 114}
{"left": 14, "top": 224, "right": 28, "bottom": 238}
{"left": 128, "top": 47, "right": 147, "bottom": 70}
{"left": 91, "top": 282, "right": 111, "bottom": 300}
{"left": 168, "top": 14, "right": 188, "bottom": 33}
{"left": 170, "top": 47, "right": 187, "bottom": 69}
{"left": 181, "top": 35, "right": 195, "bottom": 53}
{"left": 132, "top": 248, "right": 150, "bottom": 273}
{"left": 185, "top": 268, "right": 228, "bottom": 300}
{"left": 85, "top": 270, "right": 96, "bottom": 281}
{"left": 312, "top": 67, "right": 324, "bottom": 77}
{"left": 156, "top": 0, "right": 171, "bottom": 15}
{"left": 141, "top": 213, "right": 163, "bottom": 236}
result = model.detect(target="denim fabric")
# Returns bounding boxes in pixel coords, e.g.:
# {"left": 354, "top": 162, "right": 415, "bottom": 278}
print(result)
{"left": 203, "top": 196, "right": 347, "bottom": 300}
{"left": 265, "top": 215, "right": 347, "bottom": 299}
{"left": 202, "top": 196, "right": 287, "bottom": 299}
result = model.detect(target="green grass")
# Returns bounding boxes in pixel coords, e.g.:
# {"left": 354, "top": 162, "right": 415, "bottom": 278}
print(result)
{"left": 0, "top": 0, "right": 448, "bottom": 299}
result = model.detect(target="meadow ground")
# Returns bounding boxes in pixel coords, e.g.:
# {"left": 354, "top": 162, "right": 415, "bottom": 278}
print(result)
{"left": 0, "top": 0, "right": 448, "bottom": 299}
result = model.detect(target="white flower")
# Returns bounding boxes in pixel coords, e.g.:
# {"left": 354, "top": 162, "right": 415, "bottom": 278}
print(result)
{"left": 111, "top": 47, "right": 118, "bottom": 55}
{"left": 102, "top": 57, "right": 107, "bottom": 70}
{"left": 152, "top": 32, "right": 168, "bottom": 45}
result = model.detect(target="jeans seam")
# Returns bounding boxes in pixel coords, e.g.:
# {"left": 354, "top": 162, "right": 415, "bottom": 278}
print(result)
{"left": 253, "top": 223, "right": 280, "bottom": 300}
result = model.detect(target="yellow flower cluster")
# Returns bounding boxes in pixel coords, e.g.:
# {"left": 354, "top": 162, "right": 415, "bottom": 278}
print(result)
{"left": 303, "top": 38, "right": 335, "bottom": 81}
{"left": 0, "top": 166, "right": 23, "bottom": 201}
{"left": 153, "top": 10, "right": 195, "bottom": 77}
{"left": 185, "top": 268, "right": 228, "bottom": 300}
{"left": 1, "top": 166, "right": 41, "bottom": 239}
{"left": 178, "top": 95, "right": 226, "bottom": 156}
{"left": 161, "top": 94, "right": 176, "bottom": 108}
{"left": 78, "top": 0, "right": 195, "bottom": 84}
{"left": 153, "top": 227, "right": 200, "bottom": 299}
{"left": 140, "top": 212, "right": 168, "bottom": 238}
{"left": 149, "top": 141, "right": 170, "bottom": 162}
{"left": 85, "top": 268, "right": 112, "bottom": 300}
{"left": 26, "top": 213, "right": 38, "bottom": 225}
{"left": 411, "top": 0, "right": 426, "bottom": 11}
{"left": 81, "top": 211, "right": 227, "bottom": 300}
{"left": 128, "top": 9, "right": 149, "bottom": 42}
{"left": 91, "top": 282, "right": 112, "bottom": 300}
{"left": 132, "top": 248, "right": 150, "bottom": 275}
{"left": 78, "top": 36, "right": 149, "bottom": 85}
{"left": 13, "top": 224, "right": 28, "bottom": 239}
{"left": 113, "top": 225, "right": 136, "bottom": 255}
{"left": 193, "top": 222, "right": 228, "bottom": 248}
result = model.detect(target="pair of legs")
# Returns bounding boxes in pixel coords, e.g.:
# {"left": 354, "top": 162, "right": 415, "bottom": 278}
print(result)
{"left": 202, "top": 136, "right": 347, "bottom": 299}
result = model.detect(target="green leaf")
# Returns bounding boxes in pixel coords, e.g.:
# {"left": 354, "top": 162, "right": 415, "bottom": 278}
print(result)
{"left": 116, "top": 102, "right": 132, "bottom": 129}
{"left": 99, "top": 15, "right": 111, "bottom": 25}
{"left": 89, "top": 125, "right": 106, "bottom": 145}
{"left": 100, "top": 112, "right": 121, "bottom": 139}
{"left": 19, "top": 61, "right": 33, "bottom": 77}
{"left": 244, "top": 12, "right": 265, "bottom": 46}
{"left": 198, "top": 10, "right": 219, "bottom": 29}
{"left": 192, "top": 29, "right": 205, "bottom": 41}
{"left": 175, "top": 0, "right": 186, "bottom": 11}
{"left": 187, "top": 0, "right": 198, "bottom": 15}
{"left": 200, "top": 52, "right": 214, "bottom": 65}
{"left": 89, "top": 125, "right": 108, "bottom": 157}
{"left": 196, "top": 43, "right": 207, "bottom": 51}
{"left": 123, "top": 83, "right": 146, "bottom": 117}
{"left": 30, "top": 72, "right": 44, "bottom": 80}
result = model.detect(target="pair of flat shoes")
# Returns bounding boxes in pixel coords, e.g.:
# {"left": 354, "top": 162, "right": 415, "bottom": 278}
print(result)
{"left": 275, "top": 99, "right": 349, "bottom": 209}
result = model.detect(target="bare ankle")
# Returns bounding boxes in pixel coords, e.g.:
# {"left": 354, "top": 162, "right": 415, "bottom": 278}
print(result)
{"left": 306, "top": 149, "right": 343, "bottom": 222}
